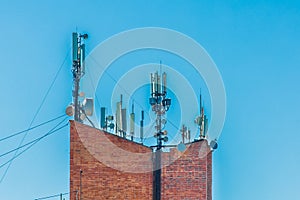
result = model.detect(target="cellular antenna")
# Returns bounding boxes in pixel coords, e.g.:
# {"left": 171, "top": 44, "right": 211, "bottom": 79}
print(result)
{"left": 116, "top": 94, "right": 127, "bottom": 137}
{"left": 100, "top": 107, "right": 106, "bottom": 129}
{"left": 130, "top": 102, "right": 135, "bottom": 141}
{"left": 180, "top": 125, "right": 191, "bottom": 143}
{"left": 162, "top": 72, "right": 167, "bottom": 95}
{"left": 180, "top": 124, "right": 187, "bottom": 144}
{"left": 121, "top": 107, "right": 127, "bottom": 138}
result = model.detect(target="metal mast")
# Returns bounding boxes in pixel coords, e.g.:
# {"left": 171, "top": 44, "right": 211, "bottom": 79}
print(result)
{"left": 149, "top": 69, "right": 171, "bottom": 200}
{"left": 72, "top": 32, "right": 88, "bottom": 122}
{"left": 195, "top": 92, "right": 208, "bottom": 139}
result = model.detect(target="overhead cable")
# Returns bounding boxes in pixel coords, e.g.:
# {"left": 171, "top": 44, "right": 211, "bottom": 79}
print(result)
{"left": 0, "top": 114, "right": 66, "bottom": 142}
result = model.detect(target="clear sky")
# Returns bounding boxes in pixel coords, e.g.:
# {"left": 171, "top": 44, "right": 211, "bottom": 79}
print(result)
{"left": 0, "top": 0, "right": 300, "bottom": 199}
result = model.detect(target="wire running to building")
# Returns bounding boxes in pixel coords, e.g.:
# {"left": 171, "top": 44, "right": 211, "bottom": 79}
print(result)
{"left": 0, "top": 49, "right": 70, "bottom": 183}
{"left": 0, "top": 117, "right": 68, "bottom": 159}
{"left": 0, "top": 118, "right": 69, "bottom": 170}
{"left": 34, "top": 192, "right": 69, "bottom": 200}
{"left": 0, "top": 114, "right": 66, "bottom": 142}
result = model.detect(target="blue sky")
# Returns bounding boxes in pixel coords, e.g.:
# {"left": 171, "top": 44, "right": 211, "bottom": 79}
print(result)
{"left": 0, "top": 0, "right": 300, "bottom": 199}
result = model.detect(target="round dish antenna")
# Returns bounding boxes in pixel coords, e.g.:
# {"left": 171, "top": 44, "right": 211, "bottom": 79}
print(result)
{"left": 177, "top": 142, "right": 186, "bottom": 152}
{"left": 65, "top": 105, "right": 74, "bottom": 116}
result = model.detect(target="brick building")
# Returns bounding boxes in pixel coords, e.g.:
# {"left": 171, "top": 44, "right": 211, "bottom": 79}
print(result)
{"left": 70, "top": 121, "right": 212, "bottom": 200}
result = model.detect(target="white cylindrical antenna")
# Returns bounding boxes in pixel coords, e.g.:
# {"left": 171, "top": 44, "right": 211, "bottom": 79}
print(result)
{"left": 150, "top": 73, "right": 155, "bottom": 97}
{"left": 157, "top": 73, "right": 161, "bottom": 94}
{"left": 181, "top": 124, "right": 187, "bottom": 144}
{"left": 204, "top": 115, "right": 208, "bottom": 137}
{"left": 130, "top": 113, "right": 135, "bottom": 133}
{"left": 77, "top": 43, "right": 81, "bottom": 65}
{"left": 154, "top": 72, "right": 158, "bottom": 94}
{"left": 162, "top": 72, "right": 167, "bottom": 95}
{"left": 130, "top": 113, "right": 134, "bottom": 140}
{"left": 200, "top": 112, "right": 205, "bottom": 138}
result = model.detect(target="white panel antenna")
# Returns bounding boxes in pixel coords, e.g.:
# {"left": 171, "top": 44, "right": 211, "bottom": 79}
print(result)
{"left": 82, "top": 98, "right": 94, "bottom": 116}
{"left": 121, "top": 108, "right": 127, "bottom": 133}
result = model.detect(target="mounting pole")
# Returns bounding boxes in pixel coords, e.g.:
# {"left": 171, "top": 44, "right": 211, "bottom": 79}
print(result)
{"left": 140, "top": 110, "right": 144, "bottom": 144}
{"left": 79, "top": 169, "right": 83, "bottom": 200}
{"left": 130, "top": 103, "right": 135, "bottom": 141}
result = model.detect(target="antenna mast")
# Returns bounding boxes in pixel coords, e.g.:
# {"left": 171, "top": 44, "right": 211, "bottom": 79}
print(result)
{"left": 149, "top": 64, "right": 171, "bottom": 200}
{"left": 195, "top": 91, "right": 208, "bottom": 139}
{"left": 72, "top": 32, "right": 88, "bottom": 122}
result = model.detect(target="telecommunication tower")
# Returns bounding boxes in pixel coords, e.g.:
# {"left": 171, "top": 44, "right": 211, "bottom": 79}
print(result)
{"left": 72, "top": 32, "right": 88, "bottom": 121}
{"left": 66, "top": 32, "right": 94, "bottom": 127}
{"left": 149, "top": 69, "right": 171, "bottom": 200}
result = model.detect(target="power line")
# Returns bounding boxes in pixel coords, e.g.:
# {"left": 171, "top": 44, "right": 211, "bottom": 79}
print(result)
{"left": 0, "top": 49, "right": 70, "bottom": 183}
{"left": 0, "top": 117, "right": 68, "bottom": 158}
{"left": 0, "top": 114, "right": 66, "bottom": 142}
{"left": 0, "top": 118, "right": 68, "bottom": 170}
{"left": 34, "top": 192, "right": 69, "bottom": 200}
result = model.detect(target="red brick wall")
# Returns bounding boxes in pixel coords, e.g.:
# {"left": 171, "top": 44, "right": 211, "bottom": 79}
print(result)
{"left": 161, "top": 141, "right": 212, "bottom": 200}
{"left": 70, "top": 121, "right": 153, "bottom": 200}
{"left": 70, "top": 121, "right": 212, "bottom": 200}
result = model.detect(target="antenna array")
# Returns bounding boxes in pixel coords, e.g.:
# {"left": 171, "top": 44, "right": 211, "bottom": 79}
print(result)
{"left": 194, "top": 93, "right": 208, "bottom": 139}
{"left": 149, "top": 71, "right": 171, "bottom": 148}
{"left": 66, "top": 32, "right": 95, "bottom": 127}
{"left": 115, "top": 95, "right": 127, "bottom": 137}
{"left": 67, "top": 32, "right": 213, "bottom": 150}
{"left": 180, "top": 124, "right": 191, "bottom": 144}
